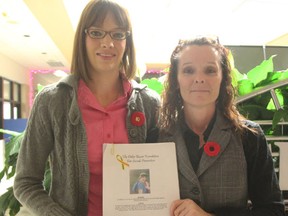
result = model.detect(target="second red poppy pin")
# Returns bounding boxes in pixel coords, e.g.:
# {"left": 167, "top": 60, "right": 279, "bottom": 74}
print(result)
{"left": 131, "top": 111, "right": 145, "bottom": 126}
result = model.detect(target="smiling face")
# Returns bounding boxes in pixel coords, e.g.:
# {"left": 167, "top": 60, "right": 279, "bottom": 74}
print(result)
{"left": 139, "top": 176, "right": 147, "bottom": 183}
{"left": 85, "top": 11, "right": 126, "bottom": 76}
{"left": 177, "top": 45, "right": 223, "bottom": 109}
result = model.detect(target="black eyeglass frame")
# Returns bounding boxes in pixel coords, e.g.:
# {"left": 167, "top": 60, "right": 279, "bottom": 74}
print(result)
{"left": 84, "top": 28, "right": 130, "bottom": 40}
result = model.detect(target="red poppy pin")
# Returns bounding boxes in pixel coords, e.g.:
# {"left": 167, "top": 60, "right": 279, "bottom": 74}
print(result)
{"left": 204, "top": 142, "right": 221, "bottom": 157}
{"left": 131, "top": 111, "right": 145, "bottom": 126}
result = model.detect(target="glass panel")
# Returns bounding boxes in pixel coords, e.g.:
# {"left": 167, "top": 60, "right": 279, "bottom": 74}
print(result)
{"left": 13, "top": 83, "right": 19, "bottom": 101}
{"left": 13, "top": 106, "right": 18, "bottom": 119}
{"left": 3, "top": 102, "right": 11, "bottom": 119}
{"left": 3, "top": 80, "right": 11, "bottom": 100}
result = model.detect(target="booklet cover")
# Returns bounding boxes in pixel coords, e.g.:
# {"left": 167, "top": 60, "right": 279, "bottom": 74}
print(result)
{"left": 103, "top": 142, "right": 179, "bottom": 216}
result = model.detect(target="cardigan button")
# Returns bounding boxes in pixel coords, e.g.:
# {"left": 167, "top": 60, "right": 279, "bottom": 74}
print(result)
{"left": 129, "top": 129, "right": 137, "bottom": 137}
{"left": 191, "top": 187, "right": 200, "bottom": 195}
{"left": 129, "top": 103, "right": 136, "bottom": 110}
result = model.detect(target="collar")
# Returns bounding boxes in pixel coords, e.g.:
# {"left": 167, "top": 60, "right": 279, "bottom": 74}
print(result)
{"left": 181, "top": 110, "right": 217, "bottom": 140}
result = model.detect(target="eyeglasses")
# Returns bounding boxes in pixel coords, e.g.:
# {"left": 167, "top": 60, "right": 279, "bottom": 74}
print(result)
{"left": 84, "top": 28, "right": 130, "bottom": 40}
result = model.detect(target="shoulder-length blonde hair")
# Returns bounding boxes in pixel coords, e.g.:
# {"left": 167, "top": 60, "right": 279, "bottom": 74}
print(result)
{"left": 160, "top": 37, "right": 246, "bottom": 133}
{"left": 70, "top": 0, "right": 136, "bottom": 82}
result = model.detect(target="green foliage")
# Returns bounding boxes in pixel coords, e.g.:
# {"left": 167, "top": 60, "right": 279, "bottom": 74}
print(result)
{"left": 37, "top": 84, "right": 44, "bottom": 93}
{"left": 234, "top": 54, "right": 288, "bottom": 129}
{"left": 272, "top": 108, "right": 288, "bottom": 129}
{"left": 43, "top": 164, "right": 51, "bottom": 192}
{"left": 0, "top": 130, "right": 23, "bottom": 216}
{"left": 0, "top": 187, "right": 20, "bottom": 216}
{"left": 0, "top": 130, "right": 23, "bottom": 181}
{"left": 237, "top": 79, "right": 254, "bottom": 96}
{"left": 256, "top": 71, "right": 283, "bottom": 87}
{"left": 141, "top": 78, "right": 164, "bottom": 95}
{"left": 237, "top": 104, "right": 275, "bottom": 120}
{"left": 246, "top": 55, "right": 276, "bottom": 86}
{"left": 0, "top": 129, "right": 52, "bottom": 216}
{"left": 229, "top": 50, "right": 245, "bottom": 88}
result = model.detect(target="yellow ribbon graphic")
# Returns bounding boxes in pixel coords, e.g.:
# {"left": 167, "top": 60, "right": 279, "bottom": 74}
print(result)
{"left": 116, "top": 155, "right": 129, "bottom": 170}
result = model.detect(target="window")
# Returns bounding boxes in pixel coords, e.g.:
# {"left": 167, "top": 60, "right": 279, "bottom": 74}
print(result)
{"left": 0, "top": 77, "right": 22, "bottom": 138}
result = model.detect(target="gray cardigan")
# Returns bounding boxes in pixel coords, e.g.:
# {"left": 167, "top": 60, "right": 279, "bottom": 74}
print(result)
{"left": 14, "top": 75, "right": 160, "bottom": 216}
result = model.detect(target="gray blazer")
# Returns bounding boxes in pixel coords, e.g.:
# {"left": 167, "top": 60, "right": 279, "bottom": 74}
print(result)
{"left": 159, "top": 111, "right": 248, "bottom": 212}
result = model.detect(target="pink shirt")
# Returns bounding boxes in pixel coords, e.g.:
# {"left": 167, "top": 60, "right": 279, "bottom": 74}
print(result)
{"left": 77, "top": 79, "right": 131, "bottom": 216}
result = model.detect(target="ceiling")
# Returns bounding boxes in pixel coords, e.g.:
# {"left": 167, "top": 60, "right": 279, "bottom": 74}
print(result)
{"left": 0, "top": 0, "right": 288, "bottom": 86}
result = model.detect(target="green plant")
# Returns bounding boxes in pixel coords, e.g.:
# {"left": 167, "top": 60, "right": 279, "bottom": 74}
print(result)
{"left": 233, "top": 54, "right": 288, "bottom": 130}
{"left": 141, "top": 78, "right": 164, "bottom": 95}
{"left": 0, "top": 129, "right": 23, "bottom": 216}
{"left": 0, "top": 129, "right": 51, "bottom": 216}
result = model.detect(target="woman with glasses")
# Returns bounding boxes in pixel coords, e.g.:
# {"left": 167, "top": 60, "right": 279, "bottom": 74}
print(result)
{"left": 13, "top": 1, "right": 160, "bottom": 215}
{"left": 158, "top": 37, "right": 285, "bottom": 216}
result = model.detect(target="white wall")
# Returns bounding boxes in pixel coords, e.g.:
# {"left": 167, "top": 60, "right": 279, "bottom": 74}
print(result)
{"left": 0, "top": 53, "right": 30, "bottom": 117}
{"left": 0, "top": 54, "right": 29, "bottom": 85}
{"left": 227, "top": 46, "right": 288, "bottom": 73}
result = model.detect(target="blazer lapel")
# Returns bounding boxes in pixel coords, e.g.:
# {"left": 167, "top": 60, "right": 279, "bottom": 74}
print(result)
{"left": 196, "top": 113, "right": 232, "bottom": 177}
{"left": 174, "top": 129, "right": 200, "bottom": 186}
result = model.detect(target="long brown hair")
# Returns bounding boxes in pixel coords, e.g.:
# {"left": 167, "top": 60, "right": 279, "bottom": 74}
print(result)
{"left": 160, "top": 37, "right": 246, "bottom": 133}
{"left": 70, "top": 0, "right": 136, "bottom": 83}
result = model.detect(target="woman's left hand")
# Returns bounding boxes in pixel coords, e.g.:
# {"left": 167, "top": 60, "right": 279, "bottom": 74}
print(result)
{"left": 170, "top": 199, "right": 215, "bottom": 216}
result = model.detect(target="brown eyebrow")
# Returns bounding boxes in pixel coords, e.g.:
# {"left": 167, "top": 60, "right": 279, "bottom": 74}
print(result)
{"left": 88, "top": 27, "right": 126, "bottom": 31}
